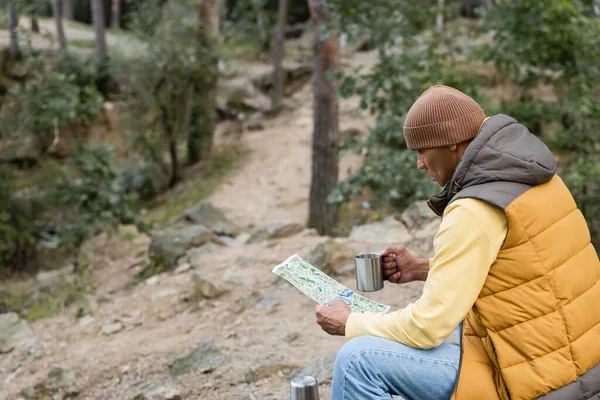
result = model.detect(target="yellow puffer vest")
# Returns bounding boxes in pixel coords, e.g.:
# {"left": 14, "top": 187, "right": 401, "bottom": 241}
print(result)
{"left": 453, "top": 176, "right": 600, "bottom": 400}
{"left": 428, "top": 115, "right": 600, "bottom": 399}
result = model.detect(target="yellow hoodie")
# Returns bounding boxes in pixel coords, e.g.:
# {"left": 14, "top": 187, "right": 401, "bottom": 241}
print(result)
{"left": 345, "top": 197, "right": 507, "bottom": 348}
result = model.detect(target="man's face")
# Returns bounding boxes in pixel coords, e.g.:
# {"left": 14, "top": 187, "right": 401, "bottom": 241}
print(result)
{"left": 416, "top": 146, "right": 460, "bottom": 186}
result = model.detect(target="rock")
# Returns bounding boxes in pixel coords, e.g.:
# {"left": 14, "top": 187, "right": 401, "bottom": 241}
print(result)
{"left": 248, "top": 223, "right": 304, "bottom": 243}
{"left": 136, "top": 381, "right": 181, "bottom": 400}
{"left": 217, "top": 76, "right": 271, "bottom": 116}
{"left": 239, "top": 257, "right": 255, "bottom": 267}
{"left": 179, "top": 201, "right": 240, "bottom": 236}
{"left": 250, "top": 62, "right": 312, "bottom": 95}
{"left": 231, "top": 292, "right": 262, "bottom": 313}
{"left": 35, "top": 264, "right": 75, "bottom": 290}
{"left": 349, "top": 216, "right": 412, "bottom": 244}
{"left": 401, "top": 201, "right": 440, "bottom": 231}
{"left": 44, "top": 367, "right": 80, "bottom": 397}
{"left": 0, "top": 313, "right": 35, "bottom": 354}
{"left": 292, "top": 355, "right": 337, "bottom": 384}
{"left": 244, "top": 364, "right": 299, "bottom": 383}
{"left": 117, "top": 159, "right": 170, "bottom": 201}
{"left": 146, "top": 276, "right": 160, "bottom": 286}
{"left": 22, "top": 367, "right": 80, "bottom": 399}
{"left": 305, "top": 240, "right": 356, "bottom": 275}
{"left": 188, "top": 242, "right": 226, "bottom": 268}
{"left": 174, "top": 263, "right": 192, "bottom": 274}
{"left": 78, "top": 315, "right": 95, "bottom": 326}
{"left": 223, "top": 270, "right": 256, "bottom": 289}
{"left": 255, "top": 295, "right": 280, "bottom": 313}
{"left": 169, "top": 340, "right": 226, "bottom": 377}
{"left": 101, "top": 322, "right": 124, "bottom": 335}
{"left": 285, "top": 332, "right": 300, "bottom": 343}
{"left": 149, "top": 225, "right": 228, "bottom": 268}
{"left": 191, "top": 271, "right": 229, "bottom": 299}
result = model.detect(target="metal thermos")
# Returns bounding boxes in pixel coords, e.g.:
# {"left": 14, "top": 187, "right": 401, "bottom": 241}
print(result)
{"left": 355, "top": 253, "right": 384, "bottom": 292}
{"left": 290, "top": 376, "right": 320, "bottom": 400}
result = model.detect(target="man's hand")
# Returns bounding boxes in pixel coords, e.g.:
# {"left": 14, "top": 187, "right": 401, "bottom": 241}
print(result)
{"left": 315, "top": 299, "right": 351, "bottom": 336}
{"left": 382, "top": 245, "right": 429, "bottom": 284}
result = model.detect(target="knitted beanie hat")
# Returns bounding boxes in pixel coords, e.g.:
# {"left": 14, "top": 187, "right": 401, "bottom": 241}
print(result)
{"left": 403, "top": 85, "right": 485, "bottom": 150}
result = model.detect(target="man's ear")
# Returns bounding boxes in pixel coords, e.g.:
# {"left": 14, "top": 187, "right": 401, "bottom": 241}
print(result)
{"left": 448, "top": 144, "right": 458, "bottom": 152}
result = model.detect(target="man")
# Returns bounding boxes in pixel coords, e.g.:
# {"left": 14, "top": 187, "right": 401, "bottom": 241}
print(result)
{"left": 315, "top": 85, "right": 600, "bottom": 400}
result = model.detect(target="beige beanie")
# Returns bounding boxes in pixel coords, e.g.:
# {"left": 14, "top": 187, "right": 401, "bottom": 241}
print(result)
{"left": 403, "top": 85, "right": 485, "bottom": 150}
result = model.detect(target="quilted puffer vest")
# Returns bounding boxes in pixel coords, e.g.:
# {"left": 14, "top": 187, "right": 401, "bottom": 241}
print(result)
{"left": 428, "top": 115, "right": 600, "bottom": 400}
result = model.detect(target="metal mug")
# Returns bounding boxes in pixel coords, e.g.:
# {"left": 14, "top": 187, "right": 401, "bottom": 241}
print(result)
{"left": 355, "top": 253, "right": 384, "bottom": 292}
{"left": 290, "top": 375, "right": 320, "bottom": 400}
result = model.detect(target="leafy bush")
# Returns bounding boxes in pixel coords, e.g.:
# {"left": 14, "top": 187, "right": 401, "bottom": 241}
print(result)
{"left": 120, "top": 0, "right": 219, "bottom": 186}
{"left": 565, "top": 154, "right": 600, "bottom": 249}
{"left": 477, "top": 0, "right": 600, "bottom": 144}
{"left": 327, "top": 1, "right": 484, "bottom": 212}
{"left": 52, "top": 144, "right": 143, "bottom": 248}
{"left": 2, "top": 55, "right": 104, "bottom": 142}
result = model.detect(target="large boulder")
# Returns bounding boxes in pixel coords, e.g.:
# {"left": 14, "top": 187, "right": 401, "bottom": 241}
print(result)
{"left": 217, "top": 76, "right": 271, "bottom": 117}
{"left": 35, "top": 264, "right": 75, "bottom": 290}
{"left": 21, "top": 366, "right": 81, "bottom": 400}
{"left": 401, "top": 201, "right": 440, "bottom": 231}
{"left": 169, "top": 340, "right": 226, "bottom": 377}
{"left": 247, "top": 222, "right": 304, "bottom": 243}
{"left": 191, "top": 271, "right": 229, "bottom": 299}
{"left": 250, "top": 61, "right": 312, "bottom": 96}
{"left": 149, "top": 225, "right": 228, "bottom": 268}
{"left": 349, "top": 216, "right": 412, "bottom": 244}
{"left": 291, "top": 354, "right": 337, "bottom": 385}
{"left": 304, "top": 239, "right": 356, "bottom": 275}
{"left": 178, "top": 201, "right": 240, "bottom": 236}
{"left": 0, "top": 312, "right": 36, "bottom": 354}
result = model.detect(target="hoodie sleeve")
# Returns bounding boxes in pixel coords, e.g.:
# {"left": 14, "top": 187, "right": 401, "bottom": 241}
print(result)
{"left": 345, "top": 198, "right": 507, "bottom": 348}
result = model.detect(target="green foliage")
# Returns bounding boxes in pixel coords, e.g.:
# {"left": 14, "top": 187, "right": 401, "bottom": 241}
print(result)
{"left": 327, "top": 0, "right": 483, "bottom": 210}
{"left": 2, "top": 55, "right": 104, "bottom": 141}
{"left": 120, "top": 0, "right": 218, "bottom": 184}
{"left": 52, "top": 144, "right": 143, "bottom": 248}
{"left": 564, "top": 154, "right": 600, "bottom": 249}
{"left": 477, "top": 0, "right": 600, "bottom": 142}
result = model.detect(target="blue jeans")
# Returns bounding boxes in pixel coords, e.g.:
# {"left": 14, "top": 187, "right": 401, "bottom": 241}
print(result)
{"left": 331, "top": 336, "right": 461, "bottom": 400}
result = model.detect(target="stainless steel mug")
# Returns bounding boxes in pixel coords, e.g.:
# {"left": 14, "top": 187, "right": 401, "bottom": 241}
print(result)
{"left": 290, "top": 376, "right": 320, "bottom": 400}
{"left": 355, "top": 253, "right": 384, "bottom": 292}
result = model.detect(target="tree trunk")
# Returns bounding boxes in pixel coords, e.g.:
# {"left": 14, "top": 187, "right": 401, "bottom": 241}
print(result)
{"left": 594, "top": 0, "right": 600, "bottom": 17}
{"left": 307, "top": 0, "right": 339, "bottom": 236}
{"left": 90, "top": 0, "right": 108, "bottom": 62}
{"left": 51, "top": 0, "right": 68, "bottom": 52}
{"left": 250, "top": 0, "right": 268, "bottom": 50}
{"left": 271, "top": 0, "right": 288, "bottom": 112}
{"left": 31, "top": 13, "right": 40, "bottom": 33}
{"left": 436, "top": 0, "right": 445, "bottom": 33}
{"left": 161, "top": 107, "right": 180, "bottom": 188}
{"left": 111, "top": 0, "right": 121, "bottom": 29}
{"left": 62, "top": 0, "right": 74, "bottom": 20}
{"left": 187, "top": 0, "right": 220, "bottom": 164}
{"left": 7, "top": 4, "right": 21, "bottom": 60}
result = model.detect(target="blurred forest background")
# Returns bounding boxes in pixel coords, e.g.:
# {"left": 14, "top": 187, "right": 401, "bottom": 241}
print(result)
{"left": 1, "top": 0, "right": 597, "bottom": 274}
{"left": 0, "top": 0, "right": 599, "bottom": 397}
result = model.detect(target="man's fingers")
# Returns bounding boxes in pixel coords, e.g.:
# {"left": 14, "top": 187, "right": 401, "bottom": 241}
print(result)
{"left": 389, "top": 271, "right": 402, "bottom": 283}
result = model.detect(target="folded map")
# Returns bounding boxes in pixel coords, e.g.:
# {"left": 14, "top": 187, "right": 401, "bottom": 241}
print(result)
{"left": 272, "top": 254, "right": 391, "bottom": 313}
